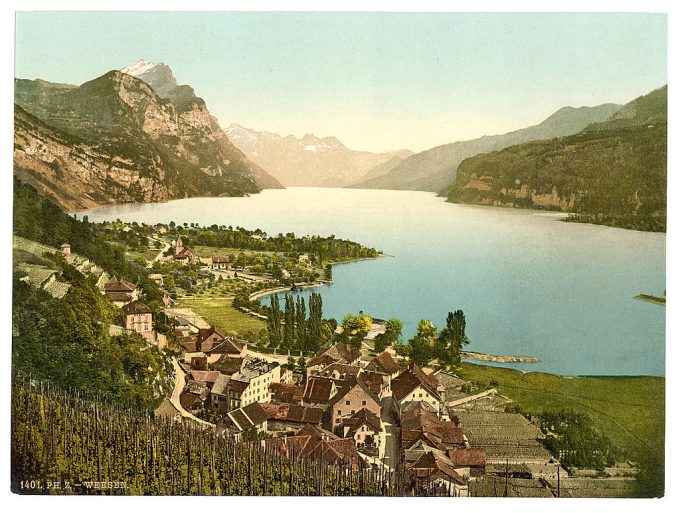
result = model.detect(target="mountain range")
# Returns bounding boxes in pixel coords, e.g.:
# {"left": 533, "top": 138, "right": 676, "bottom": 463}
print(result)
{"left": 224, "top": 124, "right": 412, "bottom": 187}
{"left": 348, "top": 103, "right": 622, "bottom": 192}
{"left": 13, "top": 60, "right": 281, "bottom": 211}
{"left": 445, "top": 86, "right": 667, "bottom": 231}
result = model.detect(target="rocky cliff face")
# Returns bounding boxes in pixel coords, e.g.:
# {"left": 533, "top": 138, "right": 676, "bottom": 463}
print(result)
{"left": 14, "top": 105, "right": 171, "bottom": 211}
{"left": 14, "top": 64, "right": 282, "bottom": 211}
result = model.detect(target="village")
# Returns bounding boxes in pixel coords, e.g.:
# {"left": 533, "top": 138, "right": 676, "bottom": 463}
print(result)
{"left": 12, "top": 224, "right": 640, "bottom": 498}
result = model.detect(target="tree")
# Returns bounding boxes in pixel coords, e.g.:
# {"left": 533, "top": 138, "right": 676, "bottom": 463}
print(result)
{"left": 407, "top": 319, "right": 438, "bottom": 367}
{"left": 374, "top": 317, "right": 403, "bottom": 353}
{"left": 438, "top": 310, "right": 470, "bottom": 366}
{"left": 282, "top": 293, "right": 295, "bottom": 353}
{"left": 266, "top": 294, "right": 282, "bottom": 350}
{"left": 341, "top": 313, "right": 372, "bottom": 350}
{"left": 295, "top": 296, "right": 307, "bottom": 353}
{"left": 307, "top": 293, "right": 323, "bottom": 353}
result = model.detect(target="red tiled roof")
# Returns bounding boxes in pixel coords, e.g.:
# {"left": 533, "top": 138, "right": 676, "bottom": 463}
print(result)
{"left": 179, "top": 392, "right": 202, "bottom": 411}
{"left": 392, "top": 363, "right": 441, "bottom": 401}
{"left": 198, "top": 326, "right": 226, "bottom": 344}
{"left": 326, "top": 343, "right": 361, "bottom": 364}
{"left": 228, "top": 380, "right": 249, "bottom": 395}
{"left": 368, "top": 352, "right": 400, "bottom": 375}
{"left": 212, "top": 256, "right": 230, "bottom": 263}
{"left": 122, "top": 300, "right": 153, "bottom": 315}
{"left": 189, "top": 370, "right": 221, "bottom": 383}
{"left": 260, "top": 403, "right": 323, "bottom": 424}
{"left": 411, "top": 452, "right": 466, "bottom": 485}
{"left": 343, "top": 408, "right": 382, "bottom": 437}
{"left": 303, "top": 376, "right": 335, "bottom": 403}
{"left": 359, "top": 370, "right": 386, "bottom": 396}
{"left": 208, "top": 337, "right": 247, "bottom": 355}
{"left": 260, "top": 427, "right": 364, "bottom": 470}
{"left": 317, "top": 362, "right": 361, "bottom": 380}
{"left": 447, "top": 448, "right": 486, "bottom": 467}
{"left": 306, "top": 354, "right": 337, "bottom": 369}
{"left": 401, "top": 405, "right": 465, "bottom": 451}
{"left": 328, "top": 375, "right": 381, "bottom": 408}
{"left": 269, "top": 382, "right": 304, "bottom": 403}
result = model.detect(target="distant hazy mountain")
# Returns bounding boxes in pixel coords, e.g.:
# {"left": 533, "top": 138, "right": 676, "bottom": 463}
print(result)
{"left": 348, "top": 155, "right": 406, "bottom": 184}
{"left": 350, "top": 103, "right": 622, "bottom": 192}
{"left": 14, "top": 61, "right": 282, "bottom": 210}
{"left": 446, "top": 85, "right": 667, "bottom": 232}
{"left": 225, "top": 123, "right": 412, "bottom": 187}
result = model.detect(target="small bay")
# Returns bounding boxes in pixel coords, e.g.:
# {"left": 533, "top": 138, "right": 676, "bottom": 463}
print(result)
{"left": 83, "top": 187, "right": 666, "bottom": 376}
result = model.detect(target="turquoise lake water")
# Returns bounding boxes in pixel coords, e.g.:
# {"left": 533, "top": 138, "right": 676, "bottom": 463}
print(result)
{"left": 83, "top": 187, "right": 666, "bottom": 376}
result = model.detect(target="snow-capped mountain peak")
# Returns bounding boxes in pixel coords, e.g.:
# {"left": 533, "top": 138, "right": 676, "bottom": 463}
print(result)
{"left": 121, "top": 59, "right": 157, "bottom": 77}
{"left": 120, "top": 59, "right": 179, "bottom": 99}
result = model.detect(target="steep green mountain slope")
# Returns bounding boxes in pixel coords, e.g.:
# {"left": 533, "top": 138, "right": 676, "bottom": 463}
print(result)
{"left": 350, "top": 103, "right": 620, "bottom": 192}
{"left": 12, "top": 179, "right": 172, "bottom": 407}
{"left": 445, "top": 86, "right": 667, "bottom": 232}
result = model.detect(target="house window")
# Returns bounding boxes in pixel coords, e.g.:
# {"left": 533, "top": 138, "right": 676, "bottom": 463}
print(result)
{"left": 351, "top": 410, "right": 355, "bottom": 414}
{"left": 362, "top": 400, "right": 366, "bottom": 406}
{"left": 337, "top": 410, "right": 341, "bottom": 415}
{"left": 419, "top": 393, "right": 423, "bottom": 398}
{"left": 345, "top": 400, "right": 350, "bottom": 406}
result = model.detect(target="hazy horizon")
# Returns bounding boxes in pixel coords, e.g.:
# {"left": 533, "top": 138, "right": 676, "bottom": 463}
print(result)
{"left": 15, "top": 11, "right": 667, "bottom": 153}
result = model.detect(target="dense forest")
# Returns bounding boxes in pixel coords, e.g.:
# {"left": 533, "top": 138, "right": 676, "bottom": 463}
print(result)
{"left": 445, "top": 86, "right": 667, "bottom": 232}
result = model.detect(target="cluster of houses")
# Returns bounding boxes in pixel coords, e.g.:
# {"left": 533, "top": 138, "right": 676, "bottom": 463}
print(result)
{"left": 172, "top": 330, "right": 491, "bottom": 496}
{"left": 172, "top": 235, "right": 231, "bottom": 271}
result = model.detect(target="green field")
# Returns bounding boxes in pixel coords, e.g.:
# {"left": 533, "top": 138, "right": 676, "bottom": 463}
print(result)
{"left": 175, "top": 298, "right": 266, "bottom": 336}
{"left": 455, "top": 363, "right": 665, "bottom": 461}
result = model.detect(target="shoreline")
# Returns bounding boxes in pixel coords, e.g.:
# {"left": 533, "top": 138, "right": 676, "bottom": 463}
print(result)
{"left": 248, "top": 254, "right": 384, "bottom": 303}
{"left": 634, "top": 294, "right": 666, "bottom": 306}
{"left": 461, "top": 350, "right": 539, "bottom": 364}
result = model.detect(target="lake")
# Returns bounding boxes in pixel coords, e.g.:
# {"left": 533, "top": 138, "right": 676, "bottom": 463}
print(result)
{"left": 83, "top": 187, "right": 666, "bottom": 376}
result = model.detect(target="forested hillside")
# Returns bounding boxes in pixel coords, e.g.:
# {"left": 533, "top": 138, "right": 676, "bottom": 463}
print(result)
{"left": 445, "top": 86, "right": 667, "bottom": 232}
{"left": 12, "top": 179, "right": 171, "bottom": 407}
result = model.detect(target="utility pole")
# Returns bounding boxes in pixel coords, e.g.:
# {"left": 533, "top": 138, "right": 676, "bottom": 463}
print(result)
{"left": 557, "top": 463, "right": 561, "bottom": 498}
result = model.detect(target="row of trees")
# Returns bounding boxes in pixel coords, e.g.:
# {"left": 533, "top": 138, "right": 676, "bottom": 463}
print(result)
{"left": 155, "top": 223, "right": 381, "bottom": 266}
{"left": 266, "top": 293, "right": 332, "bottom": 355}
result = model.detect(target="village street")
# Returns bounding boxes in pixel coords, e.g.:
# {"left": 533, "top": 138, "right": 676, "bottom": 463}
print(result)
{"left": 147, "top": 237, "right": 171, "bottom": 268}
{"left": 380, "top": 396, "right": 400, "bottom": 470}
{"left": 169, "top": 357, "right": 214, "bottom": 427}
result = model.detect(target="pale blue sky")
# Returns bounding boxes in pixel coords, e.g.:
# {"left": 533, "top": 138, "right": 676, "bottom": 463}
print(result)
{"left": 15, "top": 12, "right": 667, "bottom": 152}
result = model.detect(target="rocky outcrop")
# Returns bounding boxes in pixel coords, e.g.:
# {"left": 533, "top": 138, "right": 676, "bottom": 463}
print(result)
{"left": 14, "top": 67, "right": 282, "bottom": 211}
